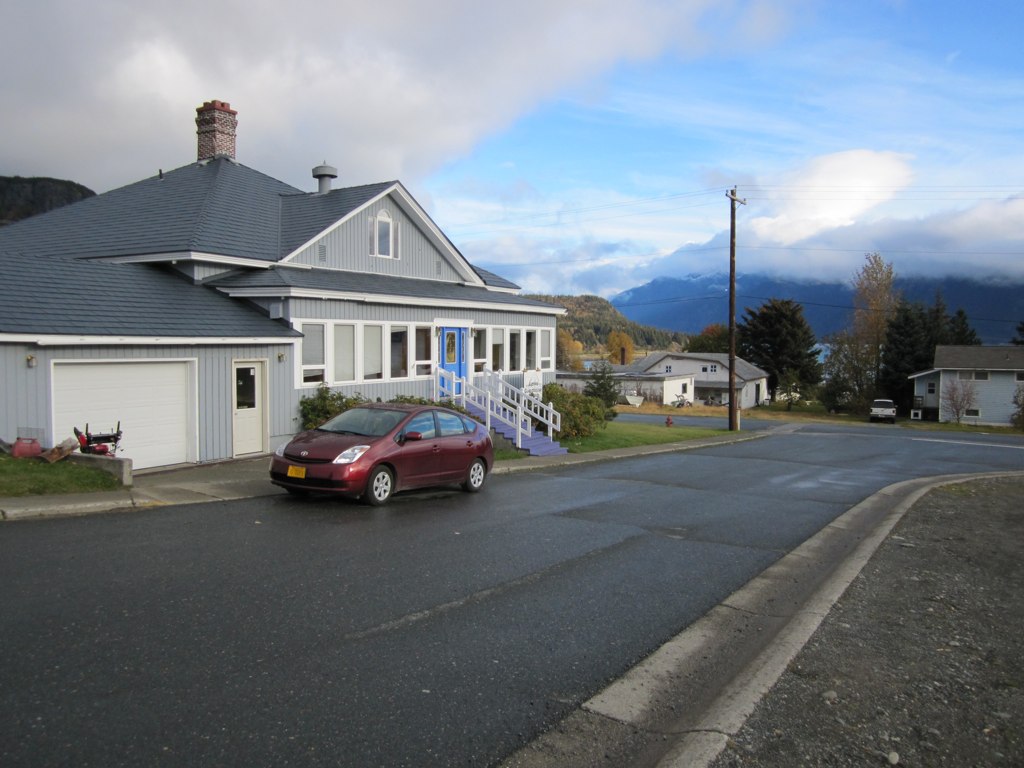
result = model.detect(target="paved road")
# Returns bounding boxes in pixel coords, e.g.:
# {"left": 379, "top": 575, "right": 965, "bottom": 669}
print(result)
{"left": 1, "top": 423, "right": 1021, "bottom": 767}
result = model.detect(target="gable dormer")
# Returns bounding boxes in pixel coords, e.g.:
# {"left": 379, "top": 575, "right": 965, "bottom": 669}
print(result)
{"left": 281, "top": 180, "right": 485, "bottom": 287}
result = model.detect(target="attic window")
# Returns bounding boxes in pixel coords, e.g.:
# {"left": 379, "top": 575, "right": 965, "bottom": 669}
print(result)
{"left": 369, "top": 211, "right": 399, "bottom": 259}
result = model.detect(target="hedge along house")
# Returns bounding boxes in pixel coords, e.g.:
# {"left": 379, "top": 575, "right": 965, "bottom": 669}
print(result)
{"left": 0, "top": 100, "right": 563, "bottom": 470}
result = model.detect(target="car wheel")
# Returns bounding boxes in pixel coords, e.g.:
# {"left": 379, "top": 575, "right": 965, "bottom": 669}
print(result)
{"left": 462, "top": 458, "right": 487, "bottom": 493}
{"left": 364, "top": 466, "right": 394, "bottom": 506}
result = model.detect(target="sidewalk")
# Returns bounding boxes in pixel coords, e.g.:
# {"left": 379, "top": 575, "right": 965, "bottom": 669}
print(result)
{"left": 0, "top": 430, "right": 763, "bottom": 521}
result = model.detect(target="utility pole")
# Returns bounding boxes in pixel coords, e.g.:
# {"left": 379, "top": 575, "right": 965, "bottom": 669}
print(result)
{"left": 727, "top": 186, "right": 746, "bottom": 432}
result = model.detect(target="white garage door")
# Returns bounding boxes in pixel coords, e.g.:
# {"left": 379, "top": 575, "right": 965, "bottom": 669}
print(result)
{"left": 53, "top": 361, "right": 193, "bottom": 470}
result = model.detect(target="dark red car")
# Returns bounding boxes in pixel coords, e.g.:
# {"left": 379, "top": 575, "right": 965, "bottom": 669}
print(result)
{"left": 270, "top": 403, "right": 493, "bottom": 505}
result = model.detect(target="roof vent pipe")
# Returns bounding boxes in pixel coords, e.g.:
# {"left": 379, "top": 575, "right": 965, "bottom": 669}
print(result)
{"left": 312, "top": 163, "right": 338, "bottom": 193}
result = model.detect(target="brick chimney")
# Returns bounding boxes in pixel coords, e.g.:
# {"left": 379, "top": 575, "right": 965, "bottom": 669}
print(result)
{"left": 195, "top": 100, "right": 238, "bottom": 161}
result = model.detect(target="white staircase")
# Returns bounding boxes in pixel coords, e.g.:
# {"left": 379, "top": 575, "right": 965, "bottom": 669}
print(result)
{"left": 434, "top": 369, "right": 567, "bottom": 456}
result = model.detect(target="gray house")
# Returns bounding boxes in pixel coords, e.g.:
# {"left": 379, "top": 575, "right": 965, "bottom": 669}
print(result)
{"left": 909, "top": 345, "right": 1024, "bottom": 425}
{"left": 558, "top": 351, "right": 769, "bottom": 408}
{"left": 0, "top": 100, "right": 563, "bottom": 469}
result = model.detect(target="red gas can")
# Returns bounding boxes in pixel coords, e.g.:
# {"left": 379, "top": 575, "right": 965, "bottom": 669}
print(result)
{"left": 11, "top": 437, "right": 42, "bottom": 458}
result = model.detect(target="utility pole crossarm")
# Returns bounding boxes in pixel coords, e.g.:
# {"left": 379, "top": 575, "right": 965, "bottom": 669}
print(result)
{"left": 727, "top": 187, "right": 746, "bottom": 432}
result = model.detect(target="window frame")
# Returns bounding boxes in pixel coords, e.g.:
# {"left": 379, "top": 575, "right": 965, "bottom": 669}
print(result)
{"left": 369, "top": 210, "right": 399, "bottom": 259}
{"left": 296, "top": 320, "right": 435, "bottom": 388}
{"left": 300, "top": 322, "right": 326, "bottom": 384}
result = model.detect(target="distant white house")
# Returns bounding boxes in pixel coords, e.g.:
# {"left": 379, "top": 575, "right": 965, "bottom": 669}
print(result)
{"left": 557, "top": 351, "right": 769, "bottom": 408}
{"left": 909, "top": 345, "right": 1024, "bottom": 426}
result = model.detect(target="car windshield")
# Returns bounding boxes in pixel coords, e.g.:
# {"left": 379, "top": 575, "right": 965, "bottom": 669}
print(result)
{"left": 317, "top": 408, "right": 407, "bottom": 437}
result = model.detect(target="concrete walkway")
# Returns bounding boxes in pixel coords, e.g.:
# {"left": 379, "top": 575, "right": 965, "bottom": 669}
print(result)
{"left": 0, "top": 430, "right": 764, "bottom": 521}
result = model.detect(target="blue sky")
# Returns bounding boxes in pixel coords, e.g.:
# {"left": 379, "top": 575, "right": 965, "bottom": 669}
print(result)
{"left": 2, "top": 0, "right": 1022, "bottom": 296}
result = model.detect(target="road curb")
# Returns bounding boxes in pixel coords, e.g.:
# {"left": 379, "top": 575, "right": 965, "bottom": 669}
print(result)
{"left": 500, "top": 470, "right": 1024, "bottom": 768}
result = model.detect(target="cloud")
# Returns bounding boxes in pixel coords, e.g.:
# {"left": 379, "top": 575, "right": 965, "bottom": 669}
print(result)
{"left": 1, "top": 0, "right": 786, "bottom": 192}
{"left": 747, "top": 150, "right": 915, "bottom": 244}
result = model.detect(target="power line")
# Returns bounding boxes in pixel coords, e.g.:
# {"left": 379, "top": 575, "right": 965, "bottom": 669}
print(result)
{"left": 445, "top": 183, "right": 1022, "bottom": 237}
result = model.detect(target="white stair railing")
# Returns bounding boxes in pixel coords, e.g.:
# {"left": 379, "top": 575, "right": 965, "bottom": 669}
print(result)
{"left": 434, "top": 368, "right": 561, "bottom": 450}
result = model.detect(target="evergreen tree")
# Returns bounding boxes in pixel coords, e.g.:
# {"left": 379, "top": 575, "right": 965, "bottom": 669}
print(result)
{"left": 821, "top": 329, "right": 875, "bottom": 413}
{"left": 879, "top": 301, "right": 932, "bottom": 412}
{"left": 925, "top": 289, "right": 951, "bottom": 350}
{"left": 946, "top": 309, "right": 980, "bottom": 345}
{"left": 737, "top": 298, "right": 822, "bottom": 396}
{"left": 583, "top": 361, "right": 620, "bottom": 420}
{"left": 1012, "top": 320, "right": 1024, "bottom": 345}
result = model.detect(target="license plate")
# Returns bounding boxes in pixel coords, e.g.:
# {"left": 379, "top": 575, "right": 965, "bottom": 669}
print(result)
{"left": 287, "top": 465, "right": 306, "bottom": 479}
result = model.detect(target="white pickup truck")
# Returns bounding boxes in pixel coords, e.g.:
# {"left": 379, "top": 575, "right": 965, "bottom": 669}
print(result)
{"left": 869, "top": 398, "right": 897, "bottom": 424}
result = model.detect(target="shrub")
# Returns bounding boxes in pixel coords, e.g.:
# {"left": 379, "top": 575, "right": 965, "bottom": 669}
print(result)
{"left": 298, "top": 385, "right": 367, "bottom": 429}
{"left": 297, "top": 388, "right": 481, "bottom": 430}
{"left": 1013, "top": 385, "right": 1024, "bottom": 431}
{"left": 544, "top": 383, "right": 607, "bottom": 439}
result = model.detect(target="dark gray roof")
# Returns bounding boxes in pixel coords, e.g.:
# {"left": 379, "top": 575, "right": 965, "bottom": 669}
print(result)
{"left": 279, "top": 181, "right": 395, "bottom": 255}
{"left": 470, "top": 265, "right": 521, "bottom": 290}
{"left": 0, "top": 249, "right": 299, "bottom": 338}
{"left": 933, "top": 345, "right": 1024, "bottom": 371}
{"left": 0, "top": 157, "right": 545, "bottom": 337}
{"left": 210, "top": 266, "right": 560, "bottom": 312}
{"left": 0, "top": 159, "right": 302, "bottom": 262}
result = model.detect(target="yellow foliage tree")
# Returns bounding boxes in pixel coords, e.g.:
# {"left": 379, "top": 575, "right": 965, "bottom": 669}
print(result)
{"left": 605, "top": 330, "right": 635, "bottom": 365}
{"left": 557, "top": 329, "right": 584, "bottom": 371}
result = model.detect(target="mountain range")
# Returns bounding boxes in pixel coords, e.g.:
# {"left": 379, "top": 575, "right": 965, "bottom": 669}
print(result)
{"left": 612, "top": 274, "right": 1024, "bottom": 345}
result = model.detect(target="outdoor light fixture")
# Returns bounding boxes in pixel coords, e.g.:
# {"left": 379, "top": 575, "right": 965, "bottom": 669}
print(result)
{"left": 26, "top": 354, "right": 37, "bottom": 368}
{"left": 277, "top": 352, "right": 286, "bottom": 362}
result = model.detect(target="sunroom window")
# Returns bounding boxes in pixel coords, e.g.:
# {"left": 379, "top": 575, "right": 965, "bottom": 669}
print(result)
{"left": 301, "top": 323, "right": 325, "bottom": 384}
{"left": 390, "top": 328, "right": 409, "bottom": 378}
{"left": 333, "top": 324, "right": 355, "bottom": 382}
{"left": 364, "top": 325, "right": 383, "bottom": 380}
{"left": 414, "top": 327, "right": 432, "bottom": 375}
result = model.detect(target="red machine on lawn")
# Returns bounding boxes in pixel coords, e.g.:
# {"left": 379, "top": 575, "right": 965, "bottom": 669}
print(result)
{"left": 73, "top": 422, "right": 122, "bottom": 456}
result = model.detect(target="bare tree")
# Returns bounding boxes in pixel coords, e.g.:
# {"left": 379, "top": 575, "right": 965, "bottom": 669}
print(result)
{"left": 941, "top": 377, "right": 978, "bottom": 425}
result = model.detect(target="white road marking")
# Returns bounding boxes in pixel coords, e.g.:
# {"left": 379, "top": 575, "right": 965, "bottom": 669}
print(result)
{"left": 912, "top": 437, "right": 1024, "bottom": 450}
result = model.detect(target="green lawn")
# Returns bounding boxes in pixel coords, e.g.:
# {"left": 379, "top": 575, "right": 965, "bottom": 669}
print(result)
{"left": 560, "top": 419, "right": 724, "bottom": 453}
{"left": 0, "top": 453, "right": 122, "bottom": 497}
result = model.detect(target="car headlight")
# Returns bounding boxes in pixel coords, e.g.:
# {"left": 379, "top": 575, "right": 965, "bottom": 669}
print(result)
{"left": 275, "top": 443, "right": 286, "bottom": 457}
{"left": 333, "top": 445, "right": 371, "bottom": 464}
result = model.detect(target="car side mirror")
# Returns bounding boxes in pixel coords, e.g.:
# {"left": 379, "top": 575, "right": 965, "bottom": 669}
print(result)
{"left": 402, "top": 431, "right": 423, "bottom": 442}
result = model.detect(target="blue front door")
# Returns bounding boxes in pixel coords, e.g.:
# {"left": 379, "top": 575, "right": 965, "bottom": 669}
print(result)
{"left": 440, "top": 327, "right": 467, "bottom": 393}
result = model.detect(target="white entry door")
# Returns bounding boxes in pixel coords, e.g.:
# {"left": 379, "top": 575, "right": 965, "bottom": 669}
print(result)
{"left": 232, "top": 361, "right": 266, "bottom": 456}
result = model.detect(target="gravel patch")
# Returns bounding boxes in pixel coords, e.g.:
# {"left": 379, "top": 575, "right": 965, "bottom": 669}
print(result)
{"left": 711, "top": 475, "right": 1024, "bottom": 767}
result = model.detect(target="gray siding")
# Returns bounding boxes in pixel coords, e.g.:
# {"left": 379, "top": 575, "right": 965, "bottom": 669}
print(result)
{"left": 290, "top": 197, "right": 465, "bottom": 283}
{"left": 284, "top": 298, "right": 556, "bottom": 329}
{"left": 938, "top": 370, "right": 1019, "bottom": 425}
{"left": 1, "top": 342, "right": 295, "bottom": 462}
